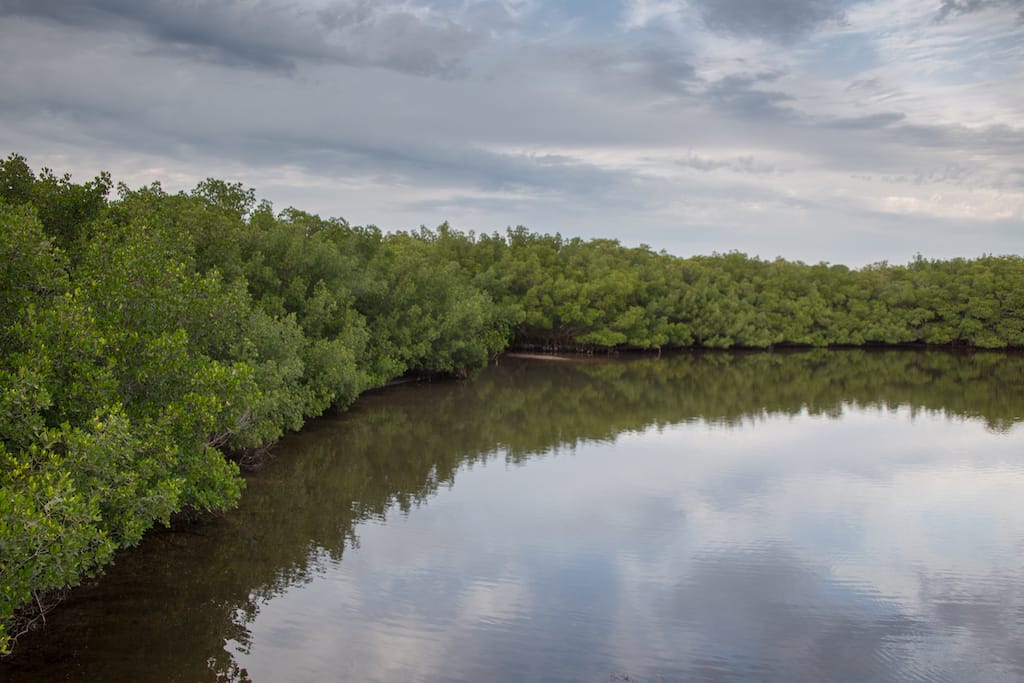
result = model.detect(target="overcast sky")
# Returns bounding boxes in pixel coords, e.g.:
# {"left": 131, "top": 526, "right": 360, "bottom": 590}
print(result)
{"left": 1, "top": 0, "right": 1021, "bottom": 265}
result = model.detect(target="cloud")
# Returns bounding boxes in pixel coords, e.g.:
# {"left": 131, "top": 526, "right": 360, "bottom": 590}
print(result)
{"left": 675, "top": 153, "right": 784, "bottom": 175}
{"left": 1, "top": 0, "right": 1022, "bottom": 264}
{"left": 570, "top": 43, "right": 699, "bottom": 98}
{"left": 883, "top": 121, "right": 1024, "bottom": 156}
{"left": 0, "top": 0, "right": 483, "bottom": 76}
{"left": 691, "top": 0, "right": 846, "bottom": 43}
{"left": 934, "top": 0, "right": 1024, "bottom": 23}
{"left": 702, "top": 71, "right": 797, "bottom": 121}
{"left": 664, "top": 546, "right": 926, "bottom": 680}
{"left": 822, "top": 111, "right": 906, "bottom": 131}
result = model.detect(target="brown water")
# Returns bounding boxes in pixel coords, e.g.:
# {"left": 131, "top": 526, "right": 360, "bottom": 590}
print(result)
{"left": 2, "top": 350, "right": 1023, "bottom": 682}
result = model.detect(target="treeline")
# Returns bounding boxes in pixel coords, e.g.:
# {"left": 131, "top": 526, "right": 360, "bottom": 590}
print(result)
{"left": 455, "top": 228, "right": 1023, "bottom": 351}
{"left": 1, "top": 155, "right": 1022, "bottom": 651}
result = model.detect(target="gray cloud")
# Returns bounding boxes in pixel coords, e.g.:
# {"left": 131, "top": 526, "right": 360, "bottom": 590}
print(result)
{"left": 691, "top": 0, "right": 846, "bottom": 43}
{"left": 823, "top": 112, "right": 906, "bottom": 131}
{"left": 571, "top": 43, "right": 699, "bottom": 98}
{"left": 703, "top": 71, "right": 797, "bottom": 121}
{"left": 0, "top": 0, "right": 483, "bottom": 76}
{"left": 935, "top": 0, "right": 1024, "bottom": 23}
{"left": 885, "top": 122, "right": 1024, "bottom": 156}
{"left": 874, "top": 161, "right": 1023, "bottom": 188}
{"left": 338, "top": 143, "right": 632, "bottom": 198}
{"left": 0, "top": 81, "right": 635, "bottom": 207}
{"left": 676, "top": 153, "right": 785, "bottom": 175}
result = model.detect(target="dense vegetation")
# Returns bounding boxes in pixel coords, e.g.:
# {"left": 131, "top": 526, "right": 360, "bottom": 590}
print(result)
{"left": 1, "top": 154, "right": 1022, "bottom": 651}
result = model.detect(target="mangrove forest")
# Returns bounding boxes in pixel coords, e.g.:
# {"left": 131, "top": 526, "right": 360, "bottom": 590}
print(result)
{"left": 1, "top": 153, "right": 1022, "bottom": 652}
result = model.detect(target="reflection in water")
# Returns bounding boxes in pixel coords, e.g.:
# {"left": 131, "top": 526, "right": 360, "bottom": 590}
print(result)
{"left": 2, "top": 350, "right": 1023, "bottom": 682}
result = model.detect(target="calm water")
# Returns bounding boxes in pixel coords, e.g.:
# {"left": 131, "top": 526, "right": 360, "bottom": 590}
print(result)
{"left": 3, "top": 350, "right": 1024, "bottom": 682}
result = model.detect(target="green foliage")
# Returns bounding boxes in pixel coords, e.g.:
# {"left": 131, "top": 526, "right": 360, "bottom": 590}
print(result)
{"left": 0, "top": 153, "right": 111, "bottom": 255}
{"left": 0, "top": 158, "right": 515, "bottom": 651}
{"left": 0, "top": 440, "right": 115, "bottom": 654}
{"left": 0, "top": 155, "right": 35, "bottom": 206}
{"left": 0, "top": 203, "right": 68, "bottom": 345}
{"left": 1, "top": 154, "right": 1022, "bottom": 653}
{"left": 467, "top": 238, "right": 1024, "bottom": 352}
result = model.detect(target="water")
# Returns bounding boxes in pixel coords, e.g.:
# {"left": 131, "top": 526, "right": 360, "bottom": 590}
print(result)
{"left": 3, "top": 350, "right": 1023, "bottom": 682}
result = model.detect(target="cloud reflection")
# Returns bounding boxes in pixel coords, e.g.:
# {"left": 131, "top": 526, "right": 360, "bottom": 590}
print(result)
{"left": 237, "top": 405, "right": 1024, "bottom": 682}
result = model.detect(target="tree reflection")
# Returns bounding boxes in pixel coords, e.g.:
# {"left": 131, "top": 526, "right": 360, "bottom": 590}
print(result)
{"left": 1, "top": 350, "right": 1020, "bottom": 682}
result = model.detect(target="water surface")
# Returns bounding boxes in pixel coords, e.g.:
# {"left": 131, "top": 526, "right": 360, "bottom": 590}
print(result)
{"left": 3, "top": 350, "right": 1023, "bottom": 682}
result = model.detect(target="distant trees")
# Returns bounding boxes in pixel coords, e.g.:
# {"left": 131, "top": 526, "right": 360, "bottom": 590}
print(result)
{"left": 1, "top": 154, "right": 1022, "bottom": 652}
{"left": 429, "top": 225, "right": 1022, "bottom": 351}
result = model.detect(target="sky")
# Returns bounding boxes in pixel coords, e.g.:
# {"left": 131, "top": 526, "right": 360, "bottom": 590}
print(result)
{"left": 0, "top": 0, "right": 1021, "bottom": 265}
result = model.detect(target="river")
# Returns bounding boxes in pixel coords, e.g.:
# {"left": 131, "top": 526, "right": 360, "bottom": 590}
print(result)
{"left": 2, "top": 350, "right": 1023, "bottom": 682}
